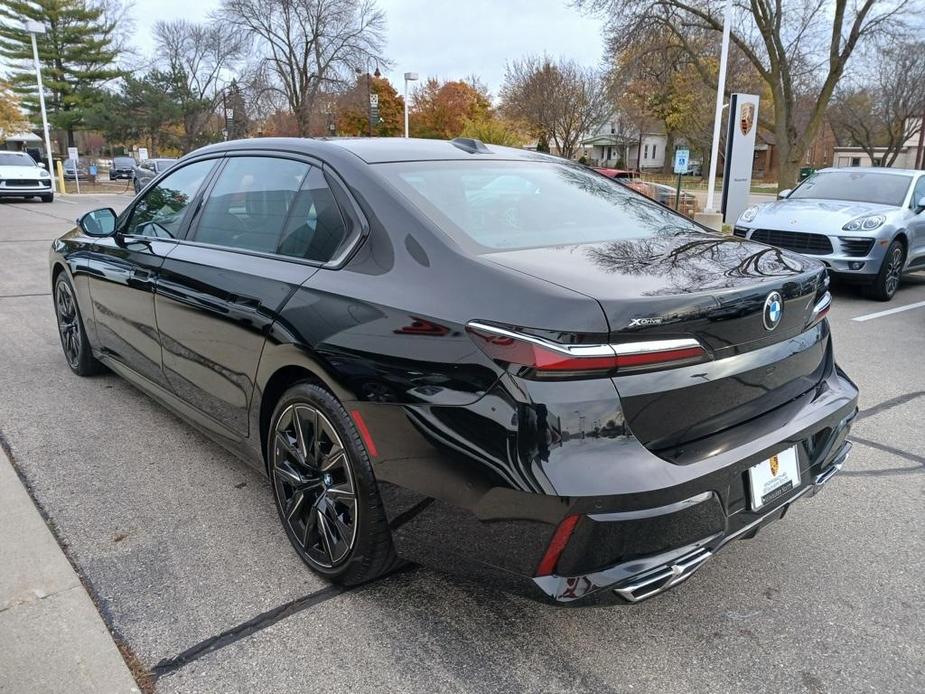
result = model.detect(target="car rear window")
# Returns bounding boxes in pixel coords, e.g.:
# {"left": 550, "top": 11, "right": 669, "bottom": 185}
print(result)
{"left": 379, "top": 160, "right": 699, "bottom": 251}
{"left": 114, "top": 157, "right": 135, "bottom": 166}
{"left": 791, "top": 170, "right": 912, "bottom": 207}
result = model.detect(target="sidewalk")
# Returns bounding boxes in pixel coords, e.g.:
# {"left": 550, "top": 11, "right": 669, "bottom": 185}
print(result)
{"left": 0, "top": 447, "right": 140, "bottom": 694}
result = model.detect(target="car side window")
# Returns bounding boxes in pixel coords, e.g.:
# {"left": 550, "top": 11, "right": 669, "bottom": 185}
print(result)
{"left": 276, "top": 167, "right": 350, "bottom": 262}
{"left": 192, "top": 157, "right": 310, "bottom": 254}
{"left": 912, "top": 177, "right": 925, "bottom": 209}
{"left": 122, "top": 160, "right": 215, "bottom": 238}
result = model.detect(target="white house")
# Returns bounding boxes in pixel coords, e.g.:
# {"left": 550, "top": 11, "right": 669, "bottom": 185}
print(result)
{"left": 579, "top": 119, "right": 674, "bottom": 171}
{"left": 832, "top": 118, "right": 924, "bottom": 169}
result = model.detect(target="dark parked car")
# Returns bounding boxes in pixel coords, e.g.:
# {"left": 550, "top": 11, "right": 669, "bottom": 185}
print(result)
{"left": 50, "top": 137, "right": 858, "bottom": 604}
{"left": 109, "top": 156, "right": 136, "bottom": 180}
{"left": 133, "top": 157, "right": 177, "bottom": 192}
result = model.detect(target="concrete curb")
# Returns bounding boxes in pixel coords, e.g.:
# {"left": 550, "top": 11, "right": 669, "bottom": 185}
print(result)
{"left": 0, "top": 448, "right": 140, "bottom": 693}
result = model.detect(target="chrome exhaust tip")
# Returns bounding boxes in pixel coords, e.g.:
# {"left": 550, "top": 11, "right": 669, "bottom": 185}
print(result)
{"left": 813, "top": 441, "right": 852, "bottom": 491}
{"left": 613, "top": 547, "right": 712, "bottom": 603}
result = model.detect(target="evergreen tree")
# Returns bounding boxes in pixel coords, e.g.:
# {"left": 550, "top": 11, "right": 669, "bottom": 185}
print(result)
{"left": 85, "top": 71, "right": 183, "bottom": 156}
{"left": 0, "top": 0, "right": 123, "bottom": 147}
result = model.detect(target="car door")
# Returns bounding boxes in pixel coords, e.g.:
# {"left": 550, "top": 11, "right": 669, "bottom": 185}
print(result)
{"left": 907, "top": 175, "right": 925, "bottom": 267}
{"left": 155, "top": 154, "right": 350, "bottom": 436}
{"left": 84, "top": 158, "right": 218, "bottom": 388}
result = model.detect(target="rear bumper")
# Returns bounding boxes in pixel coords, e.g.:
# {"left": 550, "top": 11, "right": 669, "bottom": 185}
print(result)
{"left": 540, "top": 438, "right": 853, "bottom": 605}
{"left": 368, "top": 351, "right": 858, "bottom": 604}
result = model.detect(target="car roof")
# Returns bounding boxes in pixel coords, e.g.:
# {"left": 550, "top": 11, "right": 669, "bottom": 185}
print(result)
{"left": 188, "top": 137, "right": 559, "bottom": 165}
{"left": 815, "top": 167, "right": 920, "bottom": 176}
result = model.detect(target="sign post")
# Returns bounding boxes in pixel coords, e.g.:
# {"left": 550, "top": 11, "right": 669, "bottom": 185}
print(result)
{"left": 67, "top": 146, "right": 79, "bottom": 194}
{"left": 673, "top": 148, "right": 689, "bottom": 212}
{"left": 721, "top": 94, "right": 760, "bottom": 226}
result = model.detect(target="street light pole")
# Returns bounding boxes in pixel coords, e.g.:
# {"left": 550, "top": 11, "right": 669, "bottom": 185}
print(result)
{"left": 403, "top": 72, "right": 418, "bottom": 138}
{"left": 24, "top": 20, "right": 55, "bottom": 193}
{"left": 704, "top": 0, "right": 732, "bottom": 214}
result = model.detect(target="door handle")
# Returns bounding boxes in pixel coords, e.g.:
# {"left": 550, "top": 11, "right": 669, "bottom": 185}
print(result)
{"left": 133, "top": 268, "right": 152, "bottom": 280}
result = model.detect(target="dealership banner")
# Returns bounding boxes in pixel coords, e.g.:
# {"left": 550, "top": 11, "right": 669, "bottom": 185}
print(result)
{"left": 721, "top": 93, "right": 760, "bottom": 225}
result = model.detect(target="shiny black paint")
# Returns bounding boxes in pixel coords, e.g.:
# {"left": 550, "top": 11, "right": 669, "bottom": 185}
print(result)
{"left": 83, "top": 235, "right": 177, "bottom": 389}
{"left": 49, "top": 137, "right": 858, "bottom": 604}
{"left": 156, "top": 243, "right": 316, "bottom": 435}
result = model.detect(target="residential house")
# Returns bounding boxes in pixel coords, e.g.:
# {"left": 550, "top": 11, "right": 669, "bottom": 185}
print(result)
{"left": 832, "top": 118, "right": 923, "bottom": 169}
{"left": 581, "top": 119, "right": 671, "bottom": 171}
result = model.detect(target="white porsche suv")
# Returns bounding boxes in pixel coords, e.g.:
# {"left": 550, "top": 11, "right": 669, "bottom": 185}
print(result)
{"left": 0, "top": 151, "right": 54, "bottom": 203}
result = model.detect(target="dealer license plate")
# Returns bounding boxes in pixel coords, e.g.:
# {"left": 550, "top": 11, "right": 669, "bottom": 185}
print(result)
{"left": 748, "top": 447, "right": 800, "bottom": 510}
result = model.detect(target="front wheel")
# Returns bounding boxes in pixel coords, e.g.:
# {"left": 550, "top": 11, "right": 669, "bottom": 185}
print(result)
{"left": 54, "top": 273, "right": 105, "bottom": 376}
{"left": 867, "top": 240, "right": 905, "bottom": 301}
{"left": 268, "top": 383, "right": 399, "bottom": 585}
{"left": 41, "top": 194, "right": 53, "bottom": 203}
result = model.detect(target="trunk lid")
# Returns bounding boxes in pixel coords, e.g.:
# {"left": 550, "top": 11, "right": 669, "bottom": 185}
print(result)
{"left": 487, "top": 231, "right": 830, "bottom": 452}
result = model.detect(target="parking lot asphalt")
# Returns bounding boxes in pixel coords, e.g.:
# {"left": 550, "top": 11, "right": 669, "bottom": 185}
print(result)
{"left": 1, "top": 194, "right": 923, "bottom": 693}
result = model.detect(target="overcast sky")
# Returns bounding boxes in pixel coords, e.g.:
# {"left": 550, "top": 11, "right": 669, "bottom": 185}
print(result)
{"left": 131, "top": 0, "right": 606, "bottom": 97}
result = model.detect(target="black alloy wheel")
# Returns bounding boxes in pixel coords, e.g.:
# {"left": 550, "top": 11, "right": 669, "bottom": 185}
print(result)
{"left": 54, "top": 274, "right": 104, "bottom": 376}
{"left": 869, "top": 240, "right": 905, "bottom": 301}
{"left": 273, "top": 403, "right": 358, "bottom": 568}
{"left": 268, "top": 383, "right": 400, "bottom": 584}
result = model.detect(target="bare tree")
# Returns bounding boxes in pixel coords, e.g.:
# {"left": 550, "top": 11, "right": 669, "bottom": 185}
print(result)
{"left": 500, "top": 56, "right": 613, "bottom": 160}
{"left": 155, "top": 20, "right": 246, "bottom": 150}
{"left": 219, "top": 0, "right": 387, "bottom": 136}
{"left": 828, "top": 40, "right": 925, "bottom": 167}
{"left": 578, "top": 0, "right": 914, "bottom": 189}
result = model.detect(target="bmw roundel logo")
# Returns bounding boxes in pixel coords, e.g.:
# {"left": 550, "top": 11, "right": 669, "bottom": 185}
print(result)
{"left": 763, "top": 291, "right": 783, "bottom": 331}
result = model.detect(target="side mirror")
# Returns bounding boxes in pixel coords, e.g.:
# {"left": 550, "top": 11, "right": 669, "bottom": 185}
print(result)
{"left": 38, "top": 161, "right": 46, "bottom": 169}
{"left": 778, "top": 189, "right": 792, "bottom": 200}
{"left": 77, "top": 208, "right": 117, "bottom": 237}
{"left": 916, "top": 196, "right": 925, "bottom": 213}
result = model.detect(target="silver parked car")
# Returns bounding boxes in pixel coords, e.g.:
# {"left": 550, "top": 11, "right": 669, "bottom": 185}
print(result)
{"left": 132, "top": 158, "right": 177, "bottom": 193}
{"left": 734, "top": 167, "right": 925, "bottom": 300}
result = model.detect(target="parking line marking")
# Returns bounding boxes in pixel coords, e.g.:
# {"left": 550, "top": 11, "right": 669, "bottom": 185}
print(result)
{"left": 151, "top": 584, "right": 347, "bottom": 680}
{"left": 851, "top": 300, "right": 925, "bottom": 322}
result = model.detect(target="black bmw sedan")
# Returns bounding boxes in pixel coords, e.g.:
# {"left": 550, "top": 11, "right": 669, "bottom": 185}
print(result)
{"left": 49, "top": 137, "right": 857, "bottom": 604}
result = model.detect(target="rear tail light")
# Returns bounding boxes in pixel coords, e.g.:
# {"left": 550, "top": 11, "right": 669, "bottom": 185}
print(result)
{"left": 807, "top": 291, "right": 831, "bottom": 328}
{"left": 466, "top": 322, "right": 706, "bottom": 377}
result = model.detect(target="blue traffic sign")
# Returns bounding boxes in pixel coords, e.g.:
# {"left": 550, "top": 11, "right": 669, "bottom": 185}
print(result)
{"left": 673, "top": 149, "right": 690, "bottom": 174}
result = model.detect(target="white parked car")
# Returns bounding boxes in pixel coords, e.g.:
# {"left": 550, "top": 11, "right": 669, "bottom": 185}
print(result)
{"left": 734, "top": 168, "right": 925, "bottom": 300}
{"left": 0, "top": 151, "right": 54, "bottom": 203}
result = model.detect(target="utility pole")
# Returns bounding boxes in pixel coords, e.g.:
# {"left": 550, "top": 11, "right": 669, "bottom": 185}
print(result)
{"left": 702, "top": 0, "right": 733, "bottom": 223}
{"left": 24, "top": 21, "right": 55, "bottom": 192}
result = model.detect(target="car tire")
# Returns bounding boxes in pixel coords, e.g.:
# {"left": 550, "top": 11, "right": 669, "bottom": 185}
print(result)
{"left": 54, "top": 273, "right": 105, "bottom": 376}
{"left": 867, "top": 239, "right": 905, "bottom": 302}
{"left": 41, "top": 194, "right": 53, "bottom": 203}
{"left": 267, "top": 382, "right": 400, "bottom": 586}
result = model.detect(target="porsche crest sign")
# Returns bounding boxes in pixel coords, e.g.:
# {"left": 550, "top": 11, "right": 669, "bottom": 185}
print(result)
{"left": 721, "top": 93, "right": 761, "bottom": 226}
